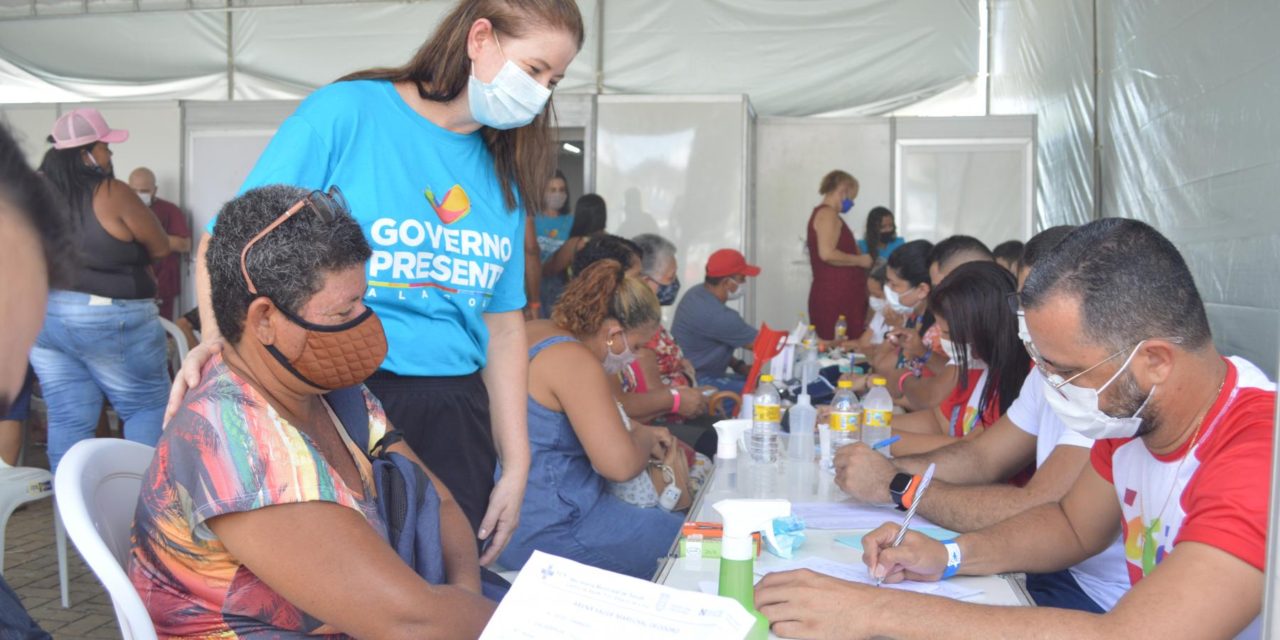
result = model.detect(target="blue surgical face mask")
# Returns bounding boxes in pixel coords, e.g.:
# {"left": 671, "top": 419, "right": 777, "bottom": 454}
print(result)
{"left": 467, "top": 36, "right": 552, "bottom": 130}
{"left": 840, "top": 198, "right": 855, "bottom": 214}
{"left": 655, "top": 276, "right": 681, "bottom": 306}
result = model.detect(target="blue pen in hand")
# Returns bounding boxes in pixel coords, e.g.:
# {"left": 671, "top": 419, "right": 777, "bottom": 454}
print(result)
{"left": 875, "top": 462, "right": 936, "bottom": 586}
{"left": 871, "top": 435, "right": 900, "bottom": 450}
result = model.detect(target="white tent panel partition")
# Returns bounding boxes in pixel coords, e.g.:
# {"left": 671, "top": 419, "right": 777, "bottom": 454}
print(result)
{"left": 594, "top": 94, "right": 755, "bottom": 323}
{"left": 753, "top": 117, "right": 891, "bottom": 333}
{"left": 894, "top": 115, "right": 1035, "bottom": 247}
{"left": 0, "top": 103, "right": 58, "bottom": 166}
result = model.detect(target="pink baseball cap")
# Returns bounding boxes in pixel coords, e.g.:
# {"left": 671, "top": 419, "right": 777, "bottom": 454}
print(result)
{"left": 50, "top": 108, "right": 128, "bottom": 150}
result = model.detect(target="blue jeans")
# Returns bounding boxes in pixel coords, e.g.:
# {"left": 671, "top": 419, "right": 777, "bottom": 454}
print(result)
{"left": 29, "top": 291, "right": 168, "bottom": 472}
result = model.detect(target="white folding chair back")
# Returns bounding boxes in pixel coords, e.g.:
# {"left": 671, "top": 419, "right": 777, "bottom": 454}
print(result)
{"left": 0, "top": 458, "right": 68, "bottom": 607}
{"left": 55, "top": 439, "right": 157, "bottom": 640}
{"left": 157, "top": 317, "right": 188, "bottom": 380}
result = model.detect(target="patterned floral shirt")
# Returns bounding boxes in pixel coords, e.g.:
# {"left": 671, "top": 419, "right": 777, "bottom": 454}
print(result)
{"left": 129, "top": 354, "right": 388, "bottom": 638}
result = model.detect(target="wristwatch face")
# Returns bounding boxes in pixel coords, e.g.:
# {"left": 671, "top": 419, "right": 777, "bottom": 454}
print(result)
{"left": 889, "top": 473, "right": 913, "bottom": 494}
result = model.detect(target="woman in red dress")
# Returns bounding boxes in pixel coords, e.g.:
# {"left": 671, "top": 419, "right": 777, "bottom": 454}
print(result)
{"left": 806, "top": 170, "right": 874, "bottom": 340}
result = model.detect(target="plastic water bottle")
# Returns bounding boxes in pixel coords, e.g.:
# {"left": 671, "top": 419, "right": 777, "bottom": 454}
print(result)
{"left": 750, "top": 375, "right": 782, "bottom": 464}
{"left": 799, "top": 344, "right": 820, "bottom": 388}
{"left": 829, "top": 380, "right": 862, "bottom": 451}
{"left": 786, "top": 393, "right": 817, "bottom": 461}
{"left": 834, "top": 314, "right": 848, "bottom": 341}
{"left": 862, "top": 376, "right": 894, "bottom": 448}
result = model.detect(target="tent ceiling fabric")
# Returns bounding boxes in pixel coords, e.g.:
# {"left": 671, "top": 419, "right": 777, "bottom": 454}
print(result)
{"left": 0, "top": 0, "right": 978, "bottom": 116}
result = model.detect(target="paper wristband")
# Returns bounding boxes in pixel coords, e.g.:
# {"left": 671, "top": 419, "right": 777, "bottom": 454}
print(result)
{"left": 941, "top": 539, "right": 962, "bottom": 579}
{"left": 670, "top": 388, "right": 681, "bottom": 413}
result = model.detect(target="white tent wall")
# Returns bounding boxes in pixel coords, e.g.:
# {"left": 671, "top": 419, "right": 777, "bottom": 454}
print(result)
{"left": 988, "top": 0, "right": 1280, "bottom": 379}
{"left": 593, "top": 95, "right": 754, "bottom": 324}
{"left": 1098, "top": 0, "right": 1280, "bottom": 379}
{"left": 0, "top": 101, "right": 183, "bottom": 200}
{"left": 753, "top": 117, "right": 891, "bottom": 334}
{"left": 987, "top": 0, "right": 1095, "bottom": 228}
{"left": 0, "top": 0, "right": 977, "bottom": 118}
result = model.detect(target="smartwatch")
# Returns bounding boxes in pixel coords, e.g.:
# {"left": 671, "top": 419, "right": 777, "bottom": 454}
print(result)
{"left": 889, "top": 473, "right": 918, "bottom": 511}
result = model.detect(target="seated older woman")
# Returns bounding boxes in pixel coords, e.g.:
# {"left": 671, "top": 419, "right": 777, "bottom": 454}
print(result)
{"left": 128, "top": 185, "right": 493, "bottom": 638}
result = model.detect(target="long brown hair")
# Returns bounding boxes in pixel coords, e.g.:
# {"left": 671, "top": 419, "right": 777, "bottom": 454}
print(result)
{"left": 552, "top": 260, "right": 660, "bottom": 336}
{"left": 341, "top": 0, "right": 584, "bottom": 216}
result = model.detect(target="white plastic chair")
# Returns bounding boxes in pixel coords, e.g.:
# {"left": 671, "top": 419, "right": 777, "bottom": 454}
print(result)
{"left": 157, "top": 317, "right": 188, "bottom": 380}
{"left": 0, "top": 458, "right": 68, "bottom": 607}
{"left": 55, "top": 439, "right": 157, "bottom": 640}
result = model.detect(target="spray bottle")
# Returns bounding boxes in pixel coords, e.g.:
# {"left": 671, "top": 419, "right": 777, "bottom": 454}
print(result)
{"left": 713, "top": 419, "right": 752, "bottom": 491}
{"left": 714, "top": 499, "right": 792, "bottom": 640}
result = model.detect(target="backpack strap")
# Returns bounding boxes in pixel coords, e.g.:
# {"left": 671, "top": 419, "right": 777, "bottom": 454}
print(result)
{"left": 325, "top": 385, "right": 371, "bottom": 454}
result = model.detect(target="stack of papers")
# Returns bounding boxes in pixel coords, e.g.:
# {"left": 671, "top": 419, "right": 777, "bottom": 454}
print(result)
{"left": 759, "top": 557, "right": 983, "bottom": 600}
{"left": 481, "top": 551, "right": 756, "bottom": 639}
{"left": 792, "top": 501, "right": 941, "bottom": 530}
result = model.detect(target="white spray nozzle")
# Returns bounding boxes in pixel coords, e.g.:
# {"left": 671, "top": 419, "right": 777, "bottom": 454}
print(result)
{"left": 713, "top": 499, "right": 792, "bottom": 561}
{"left": 713, "top": 419, "right": 752, "bottom": 460}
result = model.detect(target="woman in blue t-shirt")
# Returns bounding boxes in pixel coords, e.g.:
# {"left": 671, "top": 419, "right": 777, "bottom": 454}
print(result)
{"left": 176, "top": 0, "right": 585, "bottom": 567}
{"left": 529, "top": 170, "right": 573, "bottom": 318}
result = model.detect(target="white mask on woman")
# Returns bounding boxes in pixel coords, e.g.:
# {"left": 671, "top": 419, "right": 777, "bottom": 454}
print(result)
{"left": 883, "top": 285, "right": 915, "bottom": 314}
{"left": 545, "top": 192, "right": 568, "bottom": 211}
{"left": 602, "top": 331, "right": 636, "bottom": 375}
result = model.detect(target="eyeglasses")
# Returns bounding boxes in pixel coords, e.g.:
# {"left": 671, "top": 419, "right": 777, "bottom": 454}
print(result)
{"left": 240, "top": 186, "right": 347, "bottom": 295}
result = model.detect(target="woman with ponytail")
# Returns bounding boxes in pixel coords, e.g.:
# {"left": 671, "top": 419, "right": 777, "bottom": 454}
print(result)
{"left": 498, "top": 259, "right": 683, "bottom": 578}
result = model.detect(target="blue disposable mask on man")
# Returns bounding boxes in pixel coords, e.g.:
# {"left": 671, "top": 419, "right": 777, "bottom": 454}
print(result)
{"left": 655, "top": 276, "right": 681, "bottom": 306}
{"left": 840, "top": 198, "right": 855, "bottom": 214}
{"left": 468, "top": 36, "right": 552, "bottom": 130}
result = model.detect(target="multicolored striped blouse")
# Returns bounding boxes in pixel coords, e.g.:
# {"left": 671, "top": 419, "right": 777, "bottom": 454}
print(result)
{"left": 128, "top": 354, "right": 388, "bottom": 638}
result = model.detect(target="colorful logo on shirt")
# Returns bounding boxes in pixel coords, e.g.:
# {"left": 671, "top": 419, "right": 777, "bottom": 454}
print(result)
{"left": 549, "top": 229, "right": 560, "bottom": 238}
{"left": 1123, "top": 514, "right": 1168, "bottom": 578}
{"left": 425, "top": 184, "right": 471, "bottom": 225}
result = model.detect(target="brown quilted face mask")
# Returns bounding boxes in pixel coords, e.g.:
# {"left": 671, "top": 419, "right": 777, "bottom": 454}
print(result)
{"left": 265, "top": 302, "right": 388, "bottom": 390}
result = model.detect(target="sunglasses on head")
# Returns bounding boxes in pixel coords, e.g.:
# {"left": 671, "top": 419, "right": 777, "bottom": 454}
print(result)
{"left": 240, "top": 186, "right": 347, "bottom": 295}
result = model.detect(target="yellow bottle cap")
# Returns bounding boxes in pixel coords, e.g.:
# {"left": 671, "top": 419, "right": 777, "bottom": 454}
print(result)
{"left": 760, "top": 374, "right": 774, "bottom": 383}
{"left": 870, "top": 376, "right": 888, "bottom": 386}
{"left": 838, "top": 380, "right": 853, "bottom": 388}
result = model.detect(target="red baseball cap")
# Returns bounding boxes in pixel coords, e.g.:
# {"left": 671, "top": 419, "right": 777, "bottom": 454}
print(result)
{"left": 706, "top": 249, "right": 761, "bottom": 278}
{"left": 50, "top": 108, "right": 128, "bottom": 150}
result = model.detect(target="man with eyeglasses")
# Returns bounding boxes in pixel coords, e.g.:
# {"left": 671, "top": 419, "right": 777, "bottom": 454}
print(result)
{"left": 832, "top": 224, "right": 1130, "bottom": 614}
{"left": 758, "top": 218, "right": 1273, "bottom": 640}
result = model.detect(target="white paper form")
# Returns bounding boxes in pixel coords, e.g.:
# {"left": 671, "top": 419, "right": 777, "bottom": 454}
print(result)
{"left": 792, "top": 501, "right": 941, "bottom": 530}
{"left": 758, "top": 557, "right": 982, "bottom": 600}
{"left": 480, "top": 551, "right": 757, "bottom": 640}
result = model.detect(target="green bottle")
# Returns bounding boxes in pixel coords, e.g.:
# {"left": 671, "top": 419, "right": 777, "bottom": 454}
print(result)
{"left": 713, "top": 499, "right": 791, "bottom": 640}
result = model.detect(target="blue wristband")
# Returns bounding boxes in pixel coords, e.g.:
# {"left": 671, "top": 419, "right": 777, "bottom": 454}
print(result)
{"left": 941, "top": 539, "right": 962, "bottom": 579}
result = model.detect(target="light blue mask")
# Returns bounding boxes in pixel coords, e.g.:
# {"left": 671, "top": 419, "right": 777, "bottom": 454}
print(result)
{"left": 467, "top": 37, "right": 552, "bottom": 130}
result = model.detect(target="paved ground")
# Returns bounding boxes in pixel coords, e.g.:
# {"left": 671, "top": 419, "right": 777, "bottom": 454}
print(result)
{"left": 6, "top": 444, "right": 123, "bottom": 639}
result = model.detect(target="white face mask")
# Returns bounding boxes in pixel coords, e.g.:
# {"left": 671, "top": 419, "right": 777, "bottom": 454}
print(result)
{"left": 939, "top": 338, "right": 965, "bottom": 365}
{"left": 869, "top": 296, "right": 887, "bottom": 314}
{"left": 468, "top": 36, "right": 552, "bottom": 130}
{"left": 602, "top": 330, "right": 636, "bottom": 375}
{"left": 883, "top": 285, "right": 915, "bottom": 314}
{"left": 726, "top": 279, "right": 746, "bottom": 301}
{"left": 1041, "top": 341, "right": 1155, "bottom": 440}
{"left": 1017, "top": 311, "right": 1031, "bottom": 344}
{"left": 545, "top": 191, "right": 568, "bottom": 211}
